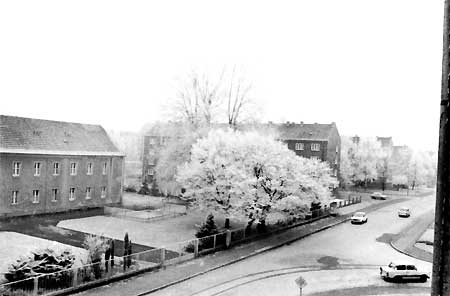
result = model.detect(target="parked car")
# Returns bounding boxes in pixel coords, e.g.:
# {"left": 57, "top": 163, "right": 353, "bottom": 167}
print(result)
{"left": 328, "top": 199, "right": 344, "bottom": 216}
{"left": 380, "top": 261, "right": 429, "bottom": 282}
{"left": 371, "top": 192, "right": 387, "bottom": 200}
{"left": 350, "top": 212, "right": 368, "bottom": 224}
{"left": 398, "top": 207, "right": 411, "bottom": 217}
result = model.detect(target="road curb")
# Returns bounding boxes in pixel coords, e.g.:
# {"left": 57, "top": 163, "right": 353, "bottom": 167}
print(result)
{"left": 389, "top": 210, "right": 434, "bottom": 263}
{"left": 138, "top": 217, "right": 350, "bottom": 295}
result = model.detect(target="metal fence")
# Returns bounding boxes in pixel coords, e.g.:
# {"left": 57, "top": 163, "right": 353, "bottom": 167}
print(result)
{"left": 104, "top": 204, "right": 187, "bottom": 222}
{"left": 0, "top": 197, "right": 361, "bottom": 296}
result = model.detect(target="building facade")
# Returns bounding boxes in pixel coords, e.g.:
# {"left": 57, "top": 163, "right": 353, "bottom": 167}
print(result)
{"left": 0, "top": 115, "right": 124, "bottom": 217}
{"left": 276, "top": 122, "right": 341, "bottom": 178}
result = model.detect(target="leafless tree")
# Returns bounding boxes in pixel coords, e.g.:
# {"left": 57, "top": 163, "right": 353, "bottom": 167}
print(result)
{"left": 165, "top": 67, "right": 257, "bottom": 129}
{"left": 225, "top": 67, "right": 253, "bottom": 129}
{"left": 168, "top": 70, "right": 224, "bottom": 127}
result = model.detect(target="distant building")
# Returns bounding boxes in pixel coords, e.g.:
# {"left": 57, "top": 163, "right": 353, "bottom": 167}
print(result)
{"left": 275, "top": 122, "right": 341, "bottom": 178}
{"left": 0, "top": 115, "right": 124, "bottom": 217}
{"left": 376, "top": 136, "right": 393, "bottom": 149}
{"left": 351, "top": 135, "right": 360, "bottom": 145}
{"left": 141, "top": 122, "right": 183, "bottom": 194}
{"left": 142, "top": 121, "right": 341, "bottom": 195}
{"left": 107, "top": 130, "right": 143, "bottom": 188}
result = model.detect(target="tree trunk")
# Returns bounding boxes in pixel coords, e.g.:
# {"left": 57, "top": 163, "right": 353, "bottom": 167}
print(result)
{"left": 256, "top": 220, "right": 266, "bottom": 233}
{"left": 245, "top": 219, "right": 254, "bottom": 235}
{"left": 225, "top": 218, "right": 230, "bottom": 229}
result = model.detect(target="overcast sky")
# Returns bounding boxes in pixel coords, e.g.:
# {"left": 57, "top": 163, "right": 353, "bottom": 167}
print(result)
{"left": 0, "top": 1, "right": 444, "bottom": 151}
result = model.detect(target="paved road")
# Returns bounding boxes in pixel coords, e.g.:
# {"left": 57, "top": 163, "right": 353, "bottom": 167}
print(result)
{"left": 149, "top": 194, "right": 435, "bottom": 296}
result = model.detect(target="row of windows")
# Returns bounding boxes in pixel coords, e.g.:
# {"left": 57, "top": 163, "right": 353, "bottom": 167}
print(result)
{"left": 12, "top": 161, "right": 109, "bottom": 177}
{"left": 294, "top": 143, "right": 321, "bottom": 151}
{"left": 10, "top": 187, "right": 108, "bottom": 205}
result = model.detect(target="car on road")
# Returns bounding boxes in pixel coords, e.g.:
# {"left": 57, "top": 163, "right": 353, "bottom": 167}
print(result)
{"left": 350, "top": 212, "right": 368, "bottom": 224}
{"left": 380, "top": 261, "right": 429, "bottom": 282}
{"left": 328, "top": 199, "right": 344, "bottom": 216}
{"left": 398, "top": 207, "right": 411, "bottom": 218}
{"left": 371, "top": 192, "right": 387, "bottom": 200}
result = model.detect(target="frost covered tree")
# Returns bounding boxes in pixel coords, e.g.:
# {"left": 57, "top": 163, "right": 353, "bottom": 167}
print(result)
{"left": 176, "top": 129, "right": 338, "bottom": 230}
{"left": 340, "top": 137, "right": 384, "bottom": 189}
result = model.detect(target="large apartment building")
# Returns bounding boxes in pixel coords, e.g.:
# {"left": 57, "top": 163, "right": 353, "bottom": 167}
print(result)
{"left": 0, "top": 115, "right": 124, "bottom": 217}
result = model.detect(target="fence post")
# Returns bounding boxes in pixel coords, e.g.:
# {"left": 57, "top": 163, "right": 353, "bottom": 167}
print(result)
{"left": 213, "top": 234, "right": 217, "bottom": 249}
{"left": 160, "top": 248, "right": 166, "bottom": 267}
{"left": 339, "top": 201, "right": 342, "bottom": 207}
{"left": 72, "top": 268, "right": 78, "bottom": 287}
{"left": 225, "top": 230, "right": 231, "bottom": 248}
{"left": 194, "top": 239, "right": 199, "bottom": 257}
{"left": 33, "top": 276, "right": 38, "bottom": 295}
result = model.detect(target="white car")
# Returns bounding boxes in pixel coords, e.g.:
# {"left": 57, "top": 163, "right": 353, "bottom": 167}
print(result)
{"left": 380, "top": 261, "right": 429, "bottom": 282}
{"left": 350, "top": 212, "right": 368, "bottom": 224}
{"left": 371, "top": 192, "right": 387, "bottom": 200}
{"left": 398, "top": 207, "right": 411, "bottom": 217}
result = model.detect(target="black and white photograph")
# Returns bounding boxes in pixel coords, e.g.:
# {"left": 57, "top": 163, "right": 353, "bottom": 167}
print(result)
{"left": 0, "top": 1, "right": 447, "bottom": 295}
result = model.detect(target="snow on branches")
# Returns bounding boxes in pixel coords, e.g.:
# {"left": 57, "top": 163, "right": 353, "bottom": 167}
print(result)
{"left": 176, "top": 129, "right": 338, "bottom": 224}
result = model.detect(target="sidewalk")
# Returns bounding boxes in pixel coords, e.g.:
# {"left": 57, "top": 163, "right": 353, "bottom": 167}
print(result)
{"left": 74, "top": 198, "right": 406, "bottom": 296}
{"left": 390, "top": 210, "right": 434, "bottom": 262}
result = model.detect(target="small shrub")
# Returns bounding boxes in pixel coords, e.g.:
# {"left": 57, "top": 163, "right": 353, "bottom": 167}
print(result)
{"left": 83, "top": 235, "right": 109, "bottom": 279}
{"left": 196, "top": 214, "right": 219, "bottom": 238}
{"left": 124, "top": 185, "right": 137, "bottom": 193}
{"left": 4, "top": 248, "right": 75, "bottom": 291}
{"left": 137, "top": 183, "right": 151, "bottom": 195}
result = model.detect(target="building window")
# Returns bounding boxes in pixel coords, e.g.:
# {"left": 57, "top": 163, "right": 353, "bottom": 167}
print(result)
{"left": 12, "top": 162, "right": 21, "bottom": 176}
{"left": 147, "top": 169, "right": 154, "bottom": 176}
{"left": 69, "top": 188, "right": 76, "bottom": 201}
{"left": 102, "top": 162, "right": 107, "bottom": 175}
{"left": 335, "top": 158, "right": 338, "bottom": 165}
{"left": 70, "top": 163, "right": 77, "bottom": 175}
{"left": 52, "top": 189, "right": 58, "bottom": 202}
{"left": 101, "top": 187, "right": 106, "bottom": 198}
{"left": 336, "top": 146, "right": 339, "bottom": 153}
{"left": 11, "top": 191, "right": 18, "bottom": 205}
{"left": 87, "top": 163, "right": 93, "bottom": 175}
{"left": 86, "top": 187, "right": 92, "bottom": 199}
{"left": 32, "top": 190, "right": 39, "bottom": 204}
{"left": 311, "top": 143, "right": 321, "bottom": 151}
{"left": 295, "top": 143, "right": 304, "bottom": 151}
{"left": 333, "top": 169, "right": 338, "bottom": 176}
{"left": 34, "top": 162, "right": 41, "bottom": 176}
{"left": 53, "top": 162, "right": 60, "bottom": 175}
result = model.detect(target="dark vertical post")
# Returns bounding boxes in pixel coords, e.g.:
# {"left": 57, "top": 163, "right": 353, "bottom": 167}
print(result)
{"left": 432, "top": 1, "right": 450, "bottom": 295}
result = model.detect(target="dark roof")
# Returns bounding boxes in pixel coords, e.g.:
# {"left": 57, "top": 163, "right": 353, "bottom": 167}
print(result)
{"left": 376, "top": 136, "right": 393, "bottom": 148}
{"left": 274, "top": 122, "right": 337, "bottom": 141}
{"left": 0, "top": 115, "right": 123, "bottom": 156}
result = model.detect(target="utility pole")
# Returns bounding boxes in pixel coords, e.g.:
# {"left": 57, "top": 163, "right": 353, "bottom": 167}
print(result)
{"left": 432, "top": 1, "right": 450, "bottom": 295}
